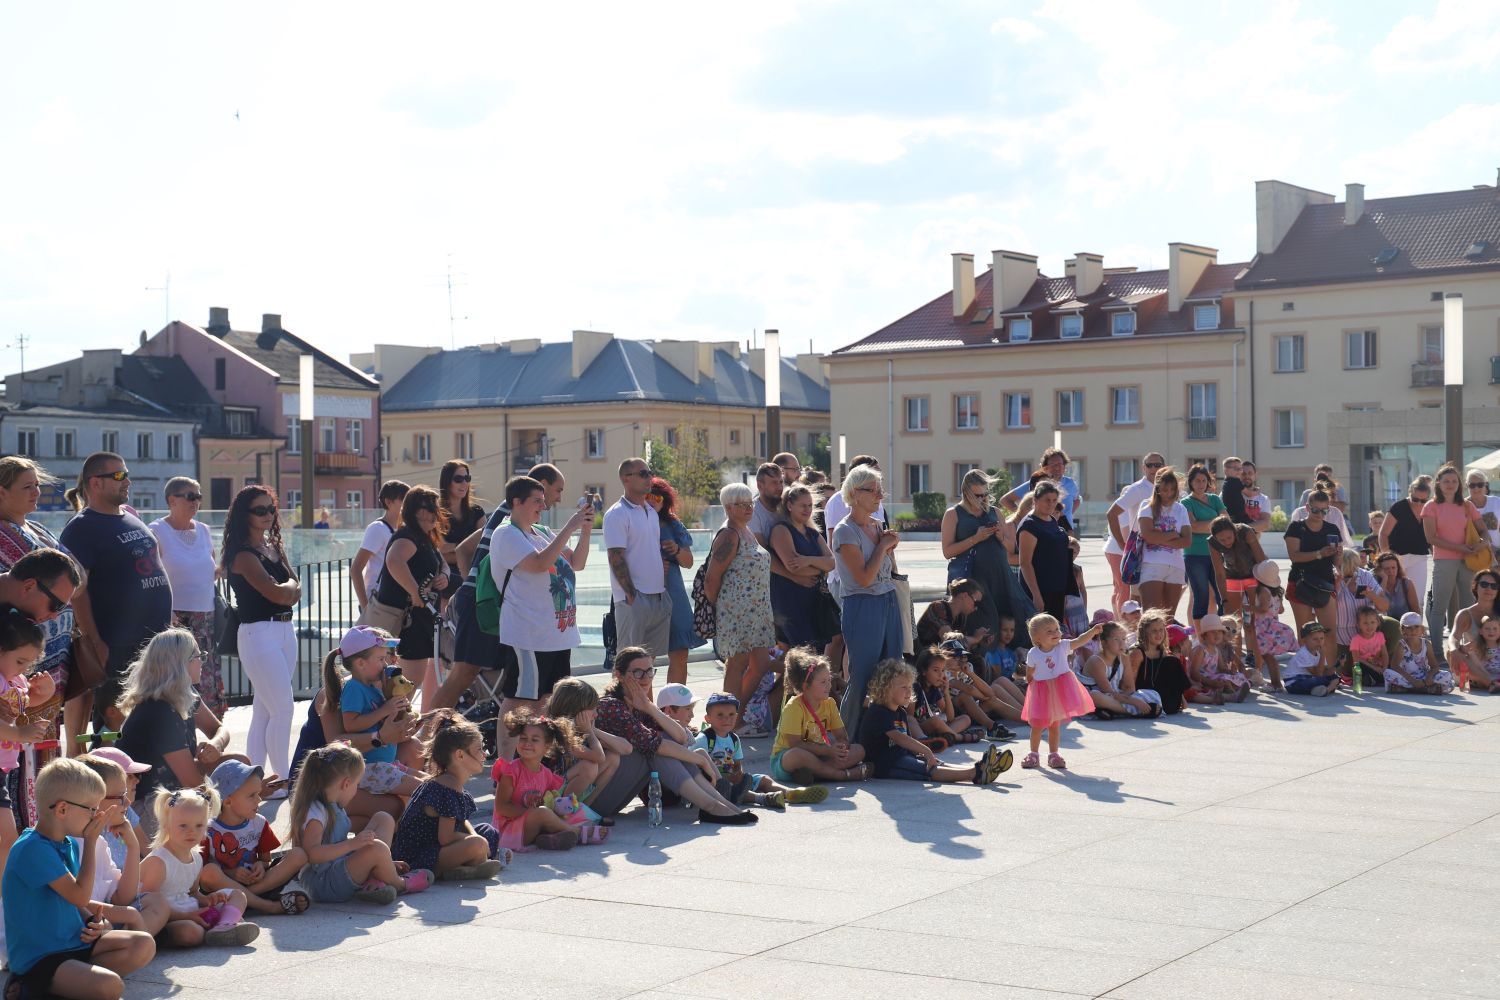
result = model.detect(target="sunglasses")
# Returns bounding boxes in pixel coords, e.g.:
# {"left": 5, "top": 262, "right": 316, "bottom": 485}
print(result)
{"left": 246, "top": 504, "right": 276, "bottom": 517}
{"left": 451, "top": 475, "right": 471, "bottom": 483}
{"left": 1471, "top": 483, "right": 1488, "bottom": 490}
{"left": 1480, "top": 581, "right": 1500, "bottom": 590}
{"left": 35, "top": 578, "right": 69, "bottom": 614}
{"left": 633, "top": 468, "right": 655, "bottom": 479}
{"left": 1144, "top": 462, "right": 1164, "bottom": 469}
{"left": 1308, "top": 507, "right": 1330, "bottom": 516}
{"left": 173, "top": 492, "right": 203, "bottom": 502}
{"left": 92, "top": 470, "right": 130, "bottom": 482}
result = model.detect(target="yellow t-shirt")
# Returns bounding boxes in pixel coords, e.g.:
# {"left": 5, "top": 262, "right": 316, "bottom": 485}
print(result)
{"left": 772, "top": 695, "right": 845, "bottom": 756}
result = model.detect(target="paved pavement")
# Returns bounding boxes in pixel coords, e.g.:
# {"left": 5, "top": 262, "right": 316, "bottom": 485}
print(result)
{"left": 120, "top": 540, "right": 1500, "bottom": 999}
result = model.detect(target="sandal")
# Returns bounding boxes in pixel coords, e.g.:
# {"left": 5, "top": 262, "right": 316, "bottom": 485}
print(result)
{"left": 577, "top": 824, "right": 611, "bottom": 845}
{"left": 1093, "top": 708, "right": 1116, "bottom": 721}
{"left": 278, "top": 879, "right": 311, "bottom": 914}
{"left": 1047, "top": 752, "right": 1067, "bottom": 769}
{"left": 1020, "top": 752, "right": 1040, "bottom": 769}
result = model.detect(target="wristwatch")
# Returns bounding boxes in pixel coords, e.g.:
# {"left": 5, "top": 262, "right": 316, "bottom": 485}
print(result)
{"left": 370, "top": 734, "right": 385, "bottom": 749}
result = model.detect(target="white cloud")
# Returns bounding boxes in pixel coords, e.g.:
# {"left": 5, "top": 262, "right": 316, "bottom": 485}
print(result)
{"left": 991, "top": 17, "right": 1044, "bottom": 43}
{"left": 1370, "top": 0, "right": 1500, "bottom": 73}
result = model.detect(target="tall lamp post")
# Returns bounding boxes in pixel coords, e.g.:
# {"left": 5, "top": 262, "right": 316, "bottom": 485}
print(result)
{"left": 764, "top": 328, "right": 780, "bottom": 461}
{"left": 300, "top": 354, "right": 315, "bottom": 529}
{"left": 1445, "top": 293, "right": 1465, "bottom": 466}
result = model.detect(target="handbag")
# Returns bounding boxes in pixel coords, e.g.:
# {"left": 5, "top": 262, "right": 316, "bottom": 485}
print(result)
{"left": 357, "top": 593, "right": 410, "bottom": 635}
{"left": 812, "top": 575, "right": 842, "bottom": 641}
{"left": 1464, "top": 518, "right": 1494, "bottom": 573}
{"left": 214, "top": 580, "right": 240, "bottom": 658}
{"left": 891, "top": 573, "right": 914, "bottom": 656}
{"left": 1119, "top": 531, "right": 1145, "bottom": 585}
{"left": 1293, "top": 575, "right": 1335, "bottom": 609}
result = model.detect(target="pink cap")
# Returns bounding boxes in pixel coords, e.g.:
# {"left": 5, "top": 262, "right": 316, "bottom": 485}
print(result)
{"left": 89, "top": 746, "right": 150, "bottom": 774}
{"left": 339, "top": 626, "right": 386, "bottom": 658}
{"left": 1166, "top": 624, "right": 1194, "bottom": 648}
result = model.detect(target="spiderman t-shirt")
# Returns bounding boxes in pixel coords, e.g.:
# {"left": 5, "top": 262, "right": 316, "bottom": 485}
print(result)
{"left": 201, "top": 813, "right": 280, "bottom": 873}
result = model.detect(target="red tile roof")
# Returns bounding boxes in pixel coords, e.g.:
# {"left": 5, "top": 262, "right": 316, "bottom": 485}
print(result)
{"left": 1238, "top": 186, "right": 1500, "bottom": 289}
{"left": 835, "top": 260, "right": 1247, "bottom": 356}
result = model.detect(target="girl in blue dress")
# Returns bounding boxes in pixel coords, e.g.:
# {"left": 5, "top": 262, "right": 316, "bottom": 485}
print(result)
{"left": 647, "top": 477, "right": 705, "bottom": 685}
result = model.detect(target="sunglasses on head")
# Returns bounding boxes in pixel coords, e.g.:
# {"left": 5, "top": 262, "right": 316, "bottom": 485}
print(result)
{"left": 246, "top": 504, "right": 276, "bottom": 517}
{"left": 92, "top": 470, "right": 129, "bottom": 482}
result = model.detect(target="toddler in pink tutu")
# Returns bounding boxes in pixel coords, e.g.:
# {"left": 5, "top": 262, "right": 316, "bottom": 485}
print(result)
{"left": 1020, "top": 613, "right": 1102, "bottom": 770}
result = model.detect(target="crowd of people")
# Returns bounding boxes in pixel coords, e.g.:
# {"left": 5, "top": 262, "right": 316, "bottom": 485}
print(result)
{"left": 0, "top": 441, "right": 1493, "bottom": 999}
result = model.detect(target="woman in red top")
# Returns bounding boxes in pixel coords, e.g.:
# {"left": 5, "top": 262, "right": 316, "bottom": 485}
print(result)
{"left": 1422, "top": 463, "right": 1487, "bottom": 646}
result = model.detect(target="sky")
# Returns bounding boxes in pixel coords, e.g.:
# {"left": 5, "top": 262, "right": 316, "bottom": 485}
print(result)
{"left": 2, "top": 1, "right": 1498, "bottom": 374}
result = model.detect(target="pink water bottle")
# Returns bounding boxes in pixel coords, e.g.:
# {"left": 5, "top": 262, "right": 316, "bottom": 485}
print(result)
{"left": 1460, "top": 661, "right": 1471, "bottom": 692}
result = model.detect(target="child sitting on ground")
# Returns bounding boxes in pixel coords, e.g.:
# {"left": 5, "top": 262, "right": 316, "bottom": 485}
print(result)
{"left": 769, "top": 650, "right": 869, "bottom": 785}
{"left": 1189, "top": 614, "right": 1250, "bottom": 703}
{"left": 89, "top": 748, "right": 150, "bottom": 870}
{"left": 546, "top": 677, "right": 628, "bottom": 806}
{"left": 291, "top": 743, "right": 432, "bottom": 905}
{"left": 857, "top": 659, "right": 1009, "bottom": 785}
{"left": 1168, "top": 624, "right": 1223, "bottom": 706}
{"left": 696, "top": 688, "right": 826, "bottom": 808}
{"left": 1120, "top": 600, "right": 1144, "bottom": 646}
{"left": 329, "top": 626, "right": 423, "bottom": 805}
{"left": 2, "top": 758, "right": 155, "bottom": 1000}
{"left": 1463, "top": 614, "right": 1500, "bottom": 693}
{"left": 1283, "top": 622, "right": 1341, "bottom": 696}
{"left": 0, "top": 611, "right": 52, "bottom": 919}
{"left": 1387, "top": 612, "right": 1455, "bottom": 694}
{"left": 492, "top": 710, "right": 607, "bottom": 851}
{"left": 1079, "top": 622, "right": 1159, "bottom": 719}
{"left": 141, "top": 786, "right": 260, "bottom": 947}
{"left": 199, "top": 760, "right": 310, "bottom": 916}
{"left": 911, "top": 645, "right": 983, "bottom": 747}
{"left": 73, "top": 755, "right": 152, "bottom": 932}
{"left": 1347, "top": 605, "right": 1389, "bottom": 688}
{"left": 393, "top": 712, "right": 508, "bottom": 880}
{"left": 655, "top": 683, "right": 699, "bottom": 739}
{"left": 980, "top": 616, "right": 1021, "bottom": 686}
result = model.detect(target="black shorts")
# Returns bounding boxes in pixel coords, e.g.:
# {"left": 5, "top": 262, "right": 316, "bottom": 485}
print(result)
{"left": 396, "top": 607, "right": 437, "bottom": 661}
{"left": 450, "top": 589, "right": 502, "bottom": 671}
{"left": 12, "top": 941, "right": 98, "bottom": 995}
{"left": 497, "top": 645, "right": 571, "bottom": 702}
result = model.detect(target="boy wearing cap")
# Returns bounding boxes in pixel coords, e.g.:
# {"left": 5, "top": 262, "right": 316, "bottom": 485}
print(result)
{"left": 199, "top": 760, "right": 311, "bottom": 915}
{"left": 694, "top": 692, "right": 814, "bottom": 810}
{"left": 1283, "top": 622, "right": 1341, "bottom": 696}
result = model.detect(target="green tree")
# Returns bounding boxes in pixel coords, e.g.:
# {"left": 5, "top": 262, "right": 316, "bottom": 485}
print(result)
{"left": 646, "top": 424, "right": 721, "bottom": 505}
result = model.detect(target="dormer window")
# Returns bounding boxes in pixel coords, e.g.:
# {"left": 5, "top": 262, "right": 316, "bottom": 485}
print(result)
{"left": 1192, "top": 304, "right": 1220, "bottom": 331}
{"left": 1059, "top": 315, "right": 1083, "bottom": 339}
{"left": 1111, "top": 312, "right": 1136, "bottom": 336}
{"left": 1009, "top": 318, "right": 1032, "bottom": 343}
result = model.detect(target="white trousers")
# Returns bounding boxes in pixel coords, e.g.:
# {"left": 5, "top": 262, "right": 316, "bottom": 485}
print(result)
{"left": 237, "top": 620, "right": 297, "bottom": 778}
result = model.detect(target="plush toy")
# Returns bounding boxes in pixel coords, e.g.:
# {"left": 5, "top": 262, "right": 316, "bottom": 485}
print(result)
{"left": 382, "top": 669, "right": 417, "bottom": 721}
{"left": 544, "top": 790, "right": 602, "bottom": 825}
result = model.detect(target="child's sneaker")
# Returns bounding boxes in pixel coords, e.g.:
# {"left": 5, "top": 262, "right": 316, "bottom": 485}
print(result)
{"left": 785, "top": 785, "right": 828, "bottom": 805}
{"left": 753, "top": 791, "right": 787, "bottom": 811}
{"left": 204, "top": 920, "right": 261, "bottom": 947}
{"left": 354, "top": 881, "right": 398, "bottom": 904}
{"left": 400, "top": 869, "right": 434, "bottom": 894}
{"left": 441, "top": 859, "right": 504, "bottom": 881}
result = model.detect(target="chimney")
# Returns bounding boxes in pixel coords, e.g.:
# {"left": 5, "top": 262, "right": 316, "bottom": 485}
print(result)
{"left": 1344, "top": 183, "right": 1365, "bottom": 226}
{"left": 206, "top": 307, "right": 230, "bottom": 335}
{"left": 1167, "top": 243, "right": 1218, "bottom": 311}
{"left": 261, "top": 314, "right": 281, "bottom": 333}
{"left": 951, "top": 253, "right": 974, "bottom": 317}
{"left": 1255, "top": 179, "right": 1335, "bottom": 254}
{"left": 745, "top": 348, "right": 765, "bottom": 380}
{"left": 1073, "top": 252, "right": 1103, "bottom": 297}
{"left": 991, "top": 250, "right": 1039, "bottom": 327}
{"left": 796, "top": 352, "right": 827, "bottom": 386}
{"left": 653, "top": 340, "right": 700, "bottom": 384}
{"left": 570, "top": 330, "right": 614, "bottom": 378}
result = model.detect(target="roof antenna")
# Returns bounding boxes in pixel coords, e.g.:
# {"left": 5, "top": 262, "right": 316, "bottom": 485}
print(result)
{"left": 446, "top": 254, "right": 468, "bottom": 350}
{"left": 145, "top": 271, "right": 171, "bottom": 324}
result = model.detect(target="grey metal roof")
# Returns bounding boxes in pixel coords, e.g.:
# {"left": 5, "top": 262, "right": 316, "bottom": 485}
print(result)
{"left": 117, "top": 355, "right": 215, "bottom": 412}
{"left": 382, "top": 339, "right": 829, "bottom": 413}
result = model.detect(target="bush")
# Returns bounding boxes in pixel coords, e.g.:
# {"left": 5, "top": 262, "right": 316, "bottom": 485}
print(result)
{"left": 1269, "top": 505, "right": 1289, "bottom": 531}
{"left": 893, "top": 513, "right": 942, "bottom": 532}
{"left": 912, "top": 491, "right": 946, "bottom": 520}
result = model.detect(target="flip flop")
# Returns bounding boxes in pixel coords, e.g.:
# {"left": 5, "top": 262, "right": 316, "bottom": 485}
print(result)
{"left": 278, "top": 879, "right": 311, "bottom": 914}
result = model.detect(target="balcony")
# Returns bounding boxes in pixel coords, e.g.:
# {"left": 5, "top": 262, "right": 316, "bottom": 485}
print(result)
{"left": 1411, "top": 361, "right": 1444, "bottom": 388}
{"left": 1186, "top": 417, "right": 1218, "bottom": 440}
{"left": 313, "top": 451, "right": 361, "bottom": 472}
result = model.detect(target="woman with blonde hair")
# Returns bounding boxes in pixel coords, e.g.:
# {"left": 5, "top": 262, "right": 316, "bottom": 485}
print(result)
{"left": 831, "top": 465, "right": 902, "bottom": 736}
{"left": 941, "top": 468, "right": 1032, "bottom": 650}
{"left": 706, "top": 481, "right": 776, "bottom": 711}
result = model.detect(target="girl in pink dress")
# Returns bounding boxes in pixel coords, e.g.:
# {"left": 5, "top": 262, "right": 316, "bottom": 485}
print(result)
{"left": 1020, "top": 614, "right": 1102, "bottom": 770}
{"left": 491, "top": 710, "right": 606, "bottom": 851}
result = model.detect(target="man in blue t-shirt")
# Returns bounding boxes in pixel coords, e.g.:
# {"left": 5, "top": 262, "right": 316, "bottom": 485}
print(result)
{"left": 59, "top": 453, "right": 173, "bottom": 729}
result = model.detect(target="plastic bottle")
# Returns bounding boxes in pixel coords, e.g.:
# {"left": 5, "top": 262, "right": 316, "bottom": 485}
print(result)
{"left": 647, "top": 770, "right": 663, "bottom": 827}
{"left": 1459, "top": 661, "right": 1471, "bottom": 692}
{"left": 1352, "top": 661, "right": 1363, "bottom": 695}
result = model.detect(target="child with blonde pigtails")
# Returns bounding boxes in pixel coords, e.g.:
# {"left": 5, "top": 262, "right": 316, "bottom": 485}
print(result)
{"left": 140, "top": 785, "right": 261, "bottom": 947}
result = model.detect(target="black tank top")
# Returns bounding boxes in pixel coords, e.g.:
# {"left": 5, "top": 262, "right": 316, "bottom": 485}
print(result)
{"left": 229, "top": 548, "right": 294, "bottom": 622}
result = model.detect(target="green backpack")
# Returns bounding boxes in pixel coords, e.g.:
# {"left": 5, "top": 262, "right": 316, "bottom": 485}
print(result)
{"left": 473, "top": 550, "right": 513, "bottom": 635}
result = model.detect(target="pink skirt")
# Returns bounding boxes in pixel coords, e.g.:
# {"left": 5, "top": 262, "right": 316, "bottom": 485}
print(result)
{"left": 1022, "top": 672, "right": 1095, "bottom": 727}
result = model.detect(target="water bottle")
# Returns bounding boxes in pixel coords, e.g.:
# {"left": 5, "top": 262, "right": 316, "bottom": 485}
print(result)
{"left": 647, "top": 770, "right": 663, "bottom": 827}
{"left": 1459, "top": 661, "right": 1470, "bottom": 692}
{"left": 1352, "top": 661, "right": 1363, "bottom": 695}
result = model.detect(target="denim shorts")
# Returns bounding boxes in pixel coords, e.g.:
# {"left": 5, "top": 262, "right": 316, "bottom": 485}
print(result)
{"left": 300, "top": 857, "right": 358, "bottom": 903}
{"left": 872, "top": 752, "right": 932, "bottom": 781}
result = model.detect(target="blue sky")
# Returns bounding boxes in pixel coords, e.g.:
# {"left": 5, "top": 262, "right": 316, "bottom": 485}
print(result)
{"left": 2, "top": 1, "right": 1497, "bottom": 373}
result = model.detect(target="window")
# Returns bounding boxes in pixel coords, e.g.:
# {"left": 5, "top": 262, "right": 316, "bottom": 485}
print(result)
{"left": 1056, "top": 390, "right": 1084, "bottom": 427}
{"left": 284, "top": 489, "right": 301, "bottom": 512}
{"left": 319, "top": 490, "right": 336, "bottom": 510}
{"left": 224, "top": 409, "right": 254, "bottom": 436}
{"left": 136, "top": 432, "right": 152, "bottom": 459}
{"left": 1275, "top": 480, "right": 1308, "bottom": 507}
{"left": 1009, "top": 318, "right": 1032, "bottom": 343}
{"left": 954, "top": 463, "right": 979, "bottom": 496}
{"left": 586, "top": 428, "right": 605, "bottom": 459}
{"left": 954, "top": 394, "right": 979, "bottom": 430}
{"left": 1004, "top": 392, "right": 1031, "bottom": 429}
{"left": 906, "top": 463, "right": 929, "bottom": 497}
{"left": 1059, "top": 314, "right": 1083, "bottom": 339}
{"left": 346, "top": 491, "right": 364, "bottom": 510}
{"left": 454, "top": 432, "right": 472, "bottom": 461}
{"left": 805, "top": 431, "right": 817, "bottom": 452}
{"left": 1004, "top": 461, "right": 1030, "bottom": 488}
{"left": 758, "top": 431, "right": 766, "bottom": 456}
{"left": 1420, "top": 324, "right": 1443, "bottom": 364}
{"left": 214, "top": 358, "right": 226, "bottom": 390}
{"left": 729, "top": 429, "right": 740, "bottom": 446}
{"left": 319, "top": 418, "right": 336, "bottom": 453}
{"left": 54, "top": 429, "right": 76, "bottom": 459}
{"left": 1186, "top": 457, "right": 1220, "bottom": 475}
{"left": 287, "top": 423, "right": 301, "bottom": 455}
{"left": 15, "top": 429, "right": 37, "bottom": 458}
{"left": 166, "top": 433, "right": 183, "bottom": 461}
{"left": 784, "top": 432, "right": 796, "bottom": 452}
{"left": 1111, "top": 312, "right": 1136, "bottom": 336}
{"left": 1110, "top": 386, "right": 1140, "bottom": 425}
{"left": 665, "top": 427, "right": 678, "bottom": 447}
{"left": 1274, "top": 334, "right": 1305, "bottom": 373}
{"left": 1274, "top": 408, "right": 1305, "bottom": 448}
{"left": 380, "top": 436, "right": 391, "bottom": 463}
{"left": 346, "top": 419, "right": 363, "bottom": 455}
{"left": 1187, "top": 383, "right": 1217, "bottom": 439}
{"left": 101, "top": 430, "right": 119, "bottom": 453}
{"left": 1345, "top": 329, "right": 1377, "bottom": 369}
{"left": 1192, "top": 304, "right": 1220, "bottom": 331}
{"left": 415, "top": 433, "right": 431, "bottom": 464}
{"left": 904, "top": 396, "right": 930, "bottom": 432}
{"left": 1112, "top": 458, "right": 1139, "bottom": 494}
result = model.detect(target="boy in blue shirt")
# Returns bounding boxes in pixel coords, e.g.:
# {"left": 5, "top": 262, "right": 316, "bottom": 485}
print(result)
{"left": 3, "top": 757, "right": 154, "bottom": 1000}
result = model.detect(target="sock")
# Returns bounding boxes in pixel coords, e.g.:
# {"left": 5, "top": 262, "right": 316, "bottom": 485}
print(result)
{"left": 212, "top": 905, "right": 244, "bottom": 929}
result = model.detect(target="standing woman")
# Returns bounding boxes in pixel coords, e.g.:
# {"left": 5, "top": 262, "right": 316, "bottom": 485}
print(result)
{"left": 373, "top": 485, "right": 449, "bottom": 708}
{"left": 646, "top": 477, "right": 703, "bottom": 686}
{"left": 705, "top": 483, "right": 775, "bottom": 709}
{"left": 223, "top": 486, "right": 300, "bottom": 788}
{"left": 831, "top": 465, "right": 901, "bottom": 737}
{"left": 438, "top": 460, "right": 484, "bottom": 599}
{"left": 1016, "top": 481, "right": 1077, "bottom": 623}
{"left": 1283, "top": 489, "right": 1343, "bottom": 652}
{"left": 1181, "top": 464, "right": 1227, "bottom": 632}
{"left": 769, "top": 483, "right": 838, "bottom": 655}
{"left": 1135, "top": 467, "right": 1191, "bottom": 615}
{"left": 1208, "top": 516, "right": 1266, "bottom": 621}
{"left": 1423, "top": 464, "right": 1488, "bottom": 645}
{"left": 1377, "top": 475, "right": 1432, "bottom": 616}
{"left": 941, "top": 469, "right": 1033, "bottom": 649}
{"left": 149, "top": 477, "right": 226, "bottom": 718}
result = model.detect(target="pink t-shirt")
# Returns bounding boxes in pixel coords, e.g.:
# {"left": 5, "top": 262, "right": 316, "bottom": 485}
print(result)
{"left": 1420, "top": 500, "right": 1483, "bottom": 560}
{"left": 490, "top": 756, "right": 564, "bottom": 825}
{"left": 0, "top": 673, "right": 29, "bottom": 771}
{"left": 1348, "top": 632, "right": 1386, "bottom": 663}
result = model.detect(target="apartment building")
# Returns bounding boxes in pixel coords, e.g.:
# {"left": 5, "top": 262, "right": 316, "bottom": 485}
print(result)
{"left": 362, "top": 331, "right": 830, "bottom": 501}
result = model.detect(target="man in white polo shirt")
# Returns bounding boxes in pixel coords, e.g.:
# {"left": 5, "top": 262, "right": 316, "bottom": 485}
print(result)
{"left": 604, "top": 456, "right": 672, "bottom": 661}
{"left": 1104, "top": 451, "right": 1164, "bottom": 618}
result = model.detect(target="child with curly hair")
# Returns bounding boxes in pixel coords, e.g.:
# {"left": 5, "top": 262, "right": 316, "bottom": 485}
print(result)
{"left": 856, "top": 659, "right": 1009, "bottom": 784}
{"left": 492, "top": 709, "right": 608, "bottom": 850}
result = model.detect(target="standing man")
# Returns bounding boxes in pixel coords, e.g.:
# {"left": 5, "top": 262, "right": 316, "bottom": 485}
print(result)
{"left": 771, "top": 452, "right": 801, "bottom": 487}
{"left": 59, "top": 452, "right": 173, "bottom": 730}
{"left": 749, "top": 462, "right": 785, "bottom": 547}
{"left": 604, "top": 457, "right": 672, "bottom": 660}
{"left": 350, "top": 480, "right": 409, "bottom": 612}
{"left": 1238, "top": 461, "right": 1273, "bottom": 532}
{"left": 1104, "top": 452, "right": 1164, "bottom": 618}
